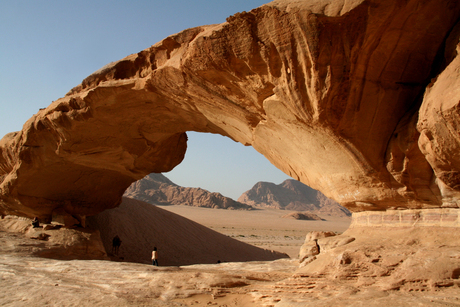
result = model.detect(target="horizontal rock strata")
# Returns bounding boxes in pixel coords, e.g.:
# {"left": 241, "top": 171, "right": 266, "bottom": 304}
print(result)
{"left": 350, "top": 208, "right": 460, "bottom": 228}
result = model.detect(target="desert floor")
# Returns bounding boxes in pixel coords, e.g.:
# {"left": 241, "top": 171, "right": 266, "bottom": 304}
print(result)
{"left": 2, "top": 206, "right": 460, "bottom": 306}
{"left": 158, "top": 205, "right": 351, "bottom": 258}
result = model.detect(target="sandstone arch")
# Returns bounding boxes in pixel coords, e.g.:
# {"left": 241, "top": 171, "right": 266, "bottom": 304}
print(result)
{"left": 1, "top": 0, "right": 460, "bottom": 219}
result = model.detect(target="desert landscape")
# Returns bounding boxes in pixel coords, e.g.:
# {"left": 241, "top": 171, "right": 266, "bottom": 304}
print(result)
{"left": 2, "top": 0, "right": 460, "bottom": 305}
{"left": 160, "top": 204, "right": 350, "bottom": 258}
{"left": 1, "top": 202, "right": 459, "bottom": 306}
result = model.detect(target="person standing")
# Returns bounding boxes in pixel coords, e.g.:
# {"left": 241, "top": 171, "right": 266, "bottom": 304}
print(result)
{"left": 151, "top": 247, "right": 158, "bottom": 266}
{"left": 112, "top": 235, "right": 122, "bottom": 255}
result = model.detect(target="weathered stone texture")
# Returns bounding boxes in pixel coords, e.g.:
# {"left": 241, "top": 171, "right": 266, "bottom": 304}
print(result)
{"left": 350, "top": 209, "right": 460, "bottom": 228}
{"left": 1, "top": 0, "right": 460, "bottom": 218}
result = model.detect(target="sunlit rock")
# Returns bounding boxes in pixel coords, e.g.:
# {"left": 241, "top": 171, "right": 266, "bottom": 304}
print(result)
{"left": 1, "top": 0, "right": 460, "bottom": 218}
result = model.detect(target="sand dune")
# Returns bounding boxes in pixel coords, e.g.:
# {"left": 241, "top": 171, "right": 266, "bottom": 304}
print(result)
{"left": 87, "top": 197, "right": 288, "bottom": 266}
{"left": 159, "top": 204, "right": 351, "bottom": 258}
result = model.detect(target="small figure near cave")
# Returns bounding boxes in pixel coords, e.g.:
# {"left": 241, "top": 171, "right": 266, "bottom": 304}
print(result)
{"left": 32, "top": 217, "right": 40, "bottom": 228}
{"left": 151, "top": 247, "right": 159, "bottom": 266}
{"left": 112, "top": 235, "right": 122, "bottom": 255}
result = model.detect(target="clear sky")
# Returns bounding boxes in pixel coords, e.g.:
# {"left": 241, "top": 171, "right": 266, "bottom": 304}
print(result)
{"left": 0, "top": 0, "right": 291, "bottom": 200}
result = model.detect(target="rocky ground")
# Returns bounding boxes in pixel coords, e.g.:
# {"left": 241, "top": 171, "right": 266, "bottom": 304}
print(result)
{"left": 1, "top": 208, "right": 460, "bottom": 306}
{"left": 1, "top": 230, "right": 460, "bottom": 307}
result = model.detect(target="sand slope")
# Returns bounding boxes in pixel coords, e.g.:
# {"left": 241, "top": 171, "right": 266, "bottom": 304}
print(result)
{"left": 87, "top": 197, "right": 288, "bottom": 266}
{"left": 159, "top": 204, "right": 351, "bottom": 258}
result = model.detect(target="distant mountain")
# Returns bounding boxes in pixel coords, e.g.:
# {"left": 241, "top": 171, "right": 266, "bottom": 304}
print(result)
{"left": 237, "top": 179, "right": 351, "bottom": 217}
{"left": 124, "top": 173, "right": 253, "bottom": 210}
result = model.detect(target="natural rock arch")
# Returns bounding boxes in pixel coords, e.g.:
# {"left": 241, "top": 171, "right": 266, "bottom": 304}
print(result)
{"left": 1, "top": 0, "right": 460, "bottom": 219}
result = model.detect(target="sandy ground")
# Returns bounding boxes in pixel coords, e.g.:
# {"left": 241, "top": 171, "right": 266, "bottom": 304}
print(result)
{"left": 1, "top": 229, "right": 459, "bottom": 307}
{"left": 1, "top": 203, "right": 459, "bottom": 306}
{"left": 158, "top": 205, "right": 351, "bottom": 258}
{"left": 87, "top": 198, "right": 290, "bottom": 266}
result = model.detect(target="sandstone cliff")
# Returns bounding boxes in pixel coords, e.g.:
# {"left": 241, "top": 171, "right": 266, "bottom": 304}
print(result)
{"left": 124, "top": 173, "right": 252, "bottom": 210}
{"left": 1, "top": 0, "right": 460, "bottom": 219}
{"left": 238, "top": 179, "right": 351, "bottom": 217}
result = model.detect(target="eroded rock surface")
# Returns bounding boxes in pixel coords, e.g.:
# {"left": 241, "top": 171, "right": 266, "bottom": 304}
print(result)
{"left": 298, "top": 210, "right": 460, "bottom": 292}
{"left": 2, "top": 217, "right": 458, "bottom": 306}
{"left": 0, "top": 216, "right": 108, "bottom": 260}
{"left": 1, "top": 0, "right": 460, "bottom": 218}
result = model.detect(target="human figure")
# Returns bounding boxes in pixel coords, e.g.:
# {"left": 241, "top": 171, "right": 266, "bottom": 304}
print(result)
{"left": 151, "top": 247, "right": 158, "bottom": 266}
{"left": 112, "top": 235, "right": 122, "bottom": 255}
{"left": 32, "top": 217, "right": 40, "bottom": 228}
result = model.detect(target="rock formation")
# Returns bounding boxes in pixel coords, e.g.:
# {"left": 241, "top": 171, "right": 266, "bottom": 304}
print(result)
{"left": 298, "top": 230, "right": 355, "bottom": 266}
{"left": 0, "top": 215, "right": 108, "bottom": 260}
{"left": 281, "top": 211, "right": 324, "bottom": 220}
{"left": 1, "top": 0, "right": 460, "bottom": 219}
{"left": 239, "top": 179, "right": 351, "bottom": 217}
{"left": 124, "top": 173, "right": 252, "bottom": 210}
{"left": 298, "top": 213, "right": 460, "bottom": 291}
{"left": 298, "top": 231, "right": 335, "bottom": 265}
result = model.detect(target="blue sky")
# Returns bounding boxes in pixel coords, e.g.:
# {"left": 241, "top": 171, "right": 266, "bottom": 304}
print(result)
{"left": 0, "top": 0, "right": 291, "bottom": 200}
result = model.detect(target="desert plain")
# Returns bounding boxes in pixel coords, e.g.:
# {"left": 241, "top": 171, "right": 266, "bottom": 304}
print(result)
{"left": 160, "top": 205, "right": 350, "bottom": 258}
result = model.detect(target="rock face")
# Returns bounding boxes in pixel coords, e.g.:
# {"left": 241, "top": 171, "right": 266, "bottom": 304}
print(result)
{"left": 0, "top": 216, "right": 108, "bottom": 260}
{"left": 1, "top": 0, "right": 460, "bottom": 218}
{"left": 124, "top": 173, "right": 252, "bottom": 210}
{"left": 239, "top": 179, "right": 351, "bottom": 217}
{"left": 299, "top": 231, "right": 336, "bottom": 265}
{"left": 298, "top": 212, "right": 460, "bottom": 291}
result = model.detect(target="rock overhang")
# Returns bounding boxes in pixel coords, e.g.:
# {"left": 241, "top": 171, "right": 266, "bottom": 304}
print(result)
{"left": 1, "top": 0, "right": 460, "bottom": 218}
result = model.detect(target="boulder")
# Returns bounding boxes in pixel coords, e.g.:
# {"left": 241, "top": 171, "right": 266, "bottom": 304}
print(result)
{"left": 299, "top": 231, "right": 336, "bottom": 265}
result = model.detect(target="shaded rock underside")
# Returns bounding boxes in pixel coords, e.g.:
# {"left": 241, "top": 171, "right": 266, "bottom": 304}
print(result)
{"left": 1, "top": 0, "right": 460, "bottom": 219}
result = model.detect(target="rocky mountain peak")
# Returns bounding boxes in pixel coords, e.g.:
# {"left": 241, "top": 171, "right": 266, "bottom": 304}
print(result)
{"left": 238, "top": 180, "right": 351, "bottom": 217}
{"left": 124, "top": 173, "right": 252, "bottom": 210}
